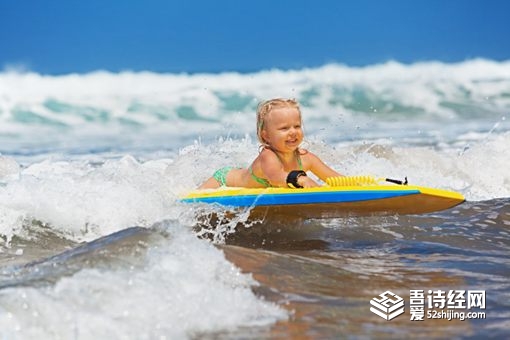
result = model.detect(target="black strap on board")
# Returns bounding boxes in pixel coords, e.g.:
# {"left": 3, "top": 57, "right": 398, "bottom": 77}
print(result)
{"left": 385, "top": 177, "right": 408, "bottom": 185}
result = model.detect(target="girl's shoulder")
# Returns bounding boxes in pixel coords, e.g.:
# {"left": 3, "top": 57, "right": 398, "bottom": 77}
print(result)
{"left": 254, "top": 147, "right": 280, "bottom": 164}
{"left": 297, "top": 148, "right": 310, "bottom": 156}
{"left": 298, "top": 148, "right": 319, "bottom": 160}
{"left": 298, "top": 149, "right": 323, "bottom": 167}
{"left": 259, "top": 147, "right": 276, "bottom": 157}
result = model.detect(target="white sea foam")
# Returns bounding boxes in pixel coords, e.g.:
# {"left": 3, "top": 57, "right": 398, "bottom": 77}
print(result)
{"left": 1, "top": 59, "right": 509, "bottom": 134}
{"left": 0, "top": 224, "right": 286, "bottom": 338}
{"left": 0, "top": 156, "right": 19, "bottom": 180}
{"left": 0, "top": 155, "right": 176, "bottom": 243}
{"left": 0, "top": 131, "right": 508, "bottom": 245}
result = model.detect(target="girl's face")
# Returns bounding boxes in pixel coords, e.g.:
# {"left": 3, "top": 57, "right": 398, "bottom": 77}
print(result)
{"left": 261, "top": 106, "right": 303, "bottom": 153}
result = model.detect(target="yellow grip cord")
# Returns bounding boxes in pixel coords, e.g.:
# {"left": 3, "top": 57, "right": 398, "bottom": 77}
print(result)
{"left": 326, "top": 176, "right": 408, "bottom": 187}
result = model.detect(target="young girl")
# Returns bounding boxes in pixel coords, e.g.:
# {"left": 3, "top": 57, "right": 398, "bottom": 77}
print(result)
{"left": 199, "top": 98, "right": 342, "bottom": 189}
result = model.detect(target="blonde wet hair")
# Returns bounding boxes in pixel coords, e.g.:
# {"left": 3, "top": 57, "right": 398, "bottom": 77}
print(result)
{"left": 256, "top": 98, "right": 302, "bottom": 146}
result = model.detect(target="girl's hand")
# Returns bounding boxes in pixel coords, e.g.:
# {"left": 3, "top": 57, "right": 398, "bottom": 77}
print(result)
{"left": 297, "top": 175, "right": 319, "bottom": 188}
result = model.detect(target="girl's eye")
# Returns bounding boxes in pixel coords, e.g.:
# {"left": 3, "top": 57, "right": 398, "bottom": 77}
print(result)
{"left": 278, "top": 125, "right": 300, "bottom": 131}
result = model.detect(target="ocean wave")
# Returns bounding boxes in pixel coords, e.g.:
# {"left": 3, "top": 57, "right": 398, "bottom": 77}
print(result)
{"left": 1, "top": 59, "right": 509, "bottom": 132}
{"left": 1, "top": 132, "right": 509, "bottom": 245}
{"left": 0, "top": 223, "right": 286, "bottom": 338}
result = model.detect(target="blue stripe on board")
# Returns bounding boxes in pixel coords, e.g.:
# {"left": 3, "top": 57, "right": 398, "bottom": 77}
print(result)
{"left": 182, "top": 190, "right": 420, "bottom": 207}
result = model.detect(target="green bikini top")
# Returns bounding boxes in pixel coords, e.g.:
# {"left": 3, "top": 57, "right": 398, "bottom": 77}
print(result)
{"left": 249, "top": 150, "right": 303, "bottom": 187}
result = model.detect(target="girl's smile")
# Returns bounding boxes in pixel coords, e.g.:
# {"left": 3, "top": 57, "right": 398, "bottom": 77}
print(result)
{"left": 261, "top": 106, "right": 303, "bottom": 153}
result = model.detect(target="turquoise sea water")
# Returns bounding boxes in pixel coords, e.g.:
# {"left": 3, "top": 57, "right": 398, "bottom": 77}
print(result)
{"left": 0, "top": 60, "right": 509, "bottom": 339}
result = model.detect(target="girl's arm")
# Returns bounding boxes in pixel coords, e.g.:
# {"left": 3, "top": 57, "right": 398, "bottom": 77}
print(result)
{"left": 305, "top": 152, "right": 343, "bottom": 182}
